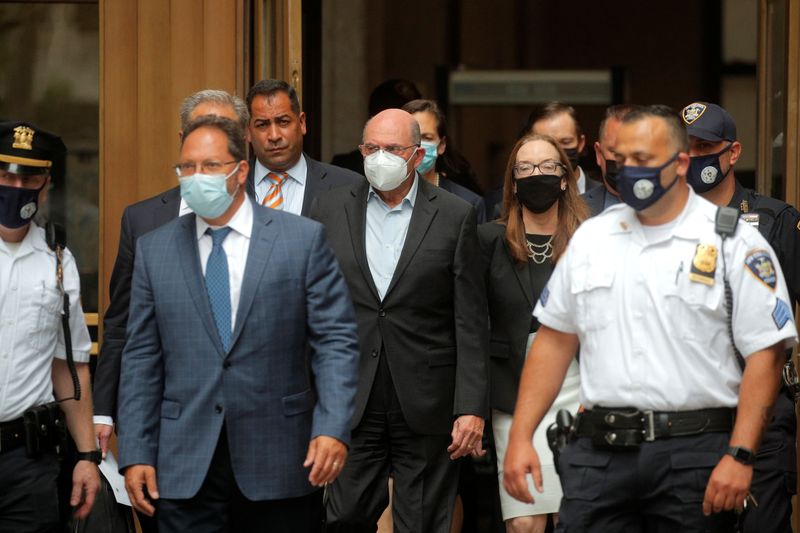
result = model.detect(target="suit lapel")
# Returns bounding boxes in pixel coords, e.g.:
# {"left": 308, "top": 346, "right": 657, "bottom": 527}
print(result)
{"left": 301, "top": 154, "right": 323, "bottom": 216}
{"left": 345, "top": 183, "right": 381, "bottom": 301}
{"left": 176, "top": 214, "right": 226, "bottom": 356}
{"left": 245, "top": 157, "right": 257, "bottom": 200}
{"left": 384, "top": 178, "right": 437, "bottom": 300}
{"left": 230, "top": 204, "right": 275, "bottom": 351}
{"left": 153, "top": 187, "right": 181, "bottom": 229}
{"left": 502, "top": 237, "right": 535, "bottom": 309}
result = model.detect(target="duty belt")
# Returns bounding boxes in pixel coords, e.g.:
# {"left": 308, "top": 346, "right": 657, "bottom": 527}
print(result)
{"left": 0, "top": 417, "right": 26, "bottom": 454}
{"left": 575, "top": 407, "right": 735, "bottom": 449}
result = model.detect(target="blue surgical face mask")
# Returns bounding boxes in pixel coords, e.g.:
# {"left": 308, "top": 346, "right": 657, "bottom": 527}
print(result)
{"left": 179, "top": 163, "right": 240, "bottom": 219}
{"left": 417, "top": 140, "right": 439, "bottom": 175}
{"left": 617, "top": 152, "right": 681, "bottom": 211}
{"left": 687, "top": 143, "right": 733, "bottom": 193}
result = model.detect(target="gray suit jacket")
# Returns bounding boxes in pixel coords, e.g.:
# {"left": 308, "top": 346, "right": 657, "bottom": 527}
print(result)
{"left": 117, "top": 201, "right": 359, "bottom": 500}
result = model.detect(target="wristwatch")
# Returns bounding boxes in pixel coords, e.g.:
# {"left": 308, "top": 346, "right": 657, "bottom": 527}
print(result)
{"left": 76, "top": 450, "right": 102, "bottom": 464}
{"left": 727, "top": 446, "right": 755, "bottom": 465}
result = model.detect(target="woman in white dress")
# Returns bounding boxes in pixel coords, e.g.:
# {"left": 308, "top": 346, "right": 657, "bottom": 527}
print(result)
{"left": 478, "top": 134, "right": 587, "bottom": 532}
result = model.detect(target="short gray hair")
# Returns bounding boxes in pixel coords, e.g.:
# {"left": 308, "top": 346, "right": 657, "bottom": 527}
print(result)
{"left": 181, "top": 115, "right": 247, "bottom": 163}
{"left": 179, "top": 89, "right": 249, "bottom": 131}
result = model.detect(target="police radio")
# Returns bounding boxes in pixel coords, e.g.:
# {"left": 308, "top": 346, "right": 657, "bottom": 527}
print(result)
{"left": 715, "top": 207, "right": 746, "bottom": 371}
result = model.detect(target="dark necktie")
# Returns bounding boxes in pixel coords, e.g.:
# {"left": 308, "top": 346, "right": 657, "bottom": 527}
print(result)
{"left": 205, "top": 227, "right": 233, "bottom": 351}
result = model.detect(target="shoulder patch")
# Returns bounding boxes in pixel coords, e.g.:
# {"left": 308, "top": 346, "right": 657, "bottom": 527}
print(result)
{"left": 773, "top": 298, "right": 792, "bottom": 329}
{"left": 539, "top": 285, "right": 550, "bottom": 308}
{"left": 744, "top": 249, "right": 777, "bottom": 290}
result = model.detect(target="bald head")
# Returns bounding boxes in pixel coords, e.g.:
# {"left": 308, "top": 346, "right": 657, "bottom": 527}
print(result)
{"left": 363, "top": 109, "right": 421, "bottom": 147}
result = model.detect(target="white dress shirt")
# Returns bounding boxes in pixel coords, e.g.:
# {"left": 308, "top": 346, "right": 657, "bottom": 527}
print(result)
{"left": 535, "top": 187, "right": 798, "bottom": 411}
{"left": 195, "top": 196, "right": 253, "bottom": 331}
{"left": 576, "top": 166, "right": 587, "bottom": 194}
{"left": 253, "top": 155, "right": 308, "bottom": 216}
{"left": 0, "top": 223, "right": 92, "bottom": 422}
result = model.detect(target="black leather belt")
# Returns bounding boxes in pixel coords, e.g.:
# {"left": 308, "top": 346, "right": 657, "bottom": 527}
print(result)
{"left": 0, "top": 417, "right": 26, "bottom": 454}
{"left": 576, "top": 407, "right": 735, "bottom": 449}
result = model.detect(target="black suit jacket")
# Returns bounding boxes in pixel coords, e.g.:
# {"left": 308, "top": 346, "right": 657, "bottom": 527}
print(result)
{"left": 246, "top": 152, "right": 363, "bottom": 215}
{"left": 310, "top": 177, "right": 488, "bottom": 435}
{"left": 478, "top": 222, "right": 553, "bottom": 414}
{"left": 93, "top": 186, "right": 181, "bottom": 418}
{"left": 581, "top": 184, "right": 619, "bottom": 217}
{"left": 439, "top": 177, "right": 486, "bottom": 224}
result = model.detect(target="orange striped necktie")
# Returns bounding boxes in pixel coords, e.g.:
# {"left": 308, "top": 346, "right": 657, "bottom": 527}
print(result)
{"left": 261, "top": 172, "right": 288, "bottom": 210}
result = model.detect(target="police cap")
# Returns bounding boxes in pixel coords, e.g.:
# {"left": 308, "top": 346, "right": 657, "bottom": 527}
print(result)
{"left": 0, "top": 121, "right": 65, "bottom": 176}
{"left": 681, "top": 102, "right": 737, "bottom": 142}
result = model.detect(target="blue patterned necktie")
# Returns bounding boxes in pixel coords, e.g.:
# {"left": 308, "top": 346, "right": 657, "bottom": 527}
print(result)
{"left": 205, "top": 227, "right": 233, "bottom": 351}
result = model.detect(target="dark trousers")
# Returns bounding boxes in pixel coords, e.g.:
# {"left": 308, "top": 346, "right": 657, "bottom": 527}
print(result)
{"left": 555, "top": 434, "right": 736, "bottom": 533}
{"left": 0, "top": 447, "right": 60, "bottom": 533}
{"left": 157, "top": 429, "right": 322, "bottom": 533}
{"left": 741, "top": 393, "right": 796, "bottom": 533}
{"left": 326, "top": 352, "right": 459, "bottom": 533}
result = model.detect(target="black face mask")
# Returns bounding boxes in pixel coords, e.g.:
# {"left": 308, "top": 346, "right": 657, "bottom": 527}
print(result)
{"left": 515, "top": 175, "right": 564, "bottom": 214}
{"left": 563, "top": 147, "right": 580, "bottom": 170}
{"left": 0, "top": 183, "right": 43, "bottom": 229}
{"left": 687, "top": 143, "right": 733, "bottom": 193}
{"left": 604, "top": 159, "right": 619, "bottom": 192}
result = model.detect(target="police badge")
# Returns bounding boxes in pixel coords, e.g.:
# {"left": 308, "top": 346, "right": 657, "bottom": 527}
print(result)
{"left": 689, "top": 243, "right": 717, "bottom": 285}
{"left": 682, "top": 103, "right": 707, "bottom": 125}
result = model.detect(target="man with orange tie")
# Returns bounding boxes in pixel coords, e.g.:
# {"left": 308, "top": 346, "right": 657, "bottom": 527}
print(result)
{"left": 245, "top": 79, "right": 361, "bottom": 214}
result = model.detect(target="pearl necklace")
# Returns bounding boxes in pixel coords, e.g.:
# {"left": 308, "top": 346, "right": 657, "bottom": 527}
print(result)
{"left": 526, "top": 236, "right": 553, "bottom": 264}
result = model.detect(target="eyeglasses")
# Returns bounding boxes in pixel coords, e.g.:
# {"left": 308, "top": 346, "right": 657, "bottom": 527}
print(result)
{"left": 513, "top": 160, "right": 567, "bottom": 177}
{"left": 358, "top": 144, "right": 419, "bottom": 157}
{"left": 174, "top": 160, "right": 238, "bottom": 177}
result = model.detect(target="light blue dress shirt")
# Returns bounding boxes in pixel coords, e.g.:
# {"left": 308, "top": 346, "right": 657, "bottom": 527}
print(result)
{"left": 365, "top": 175, "right": 419, "bottom": 300}
{"left": 253, "top": 155, "right": 308, "bottom": 215}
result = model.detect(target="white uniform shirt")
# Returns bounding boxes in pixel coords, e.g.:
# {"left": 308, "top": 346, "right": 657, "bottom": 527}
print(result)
{"left": 0, "top": 223, "right": 92, "bottom": 422}
{"left": 253, "top": 156, "right": 307, "bottom": 216}
{"left": 535, "top": 187, "right": 798, "bottom": 411}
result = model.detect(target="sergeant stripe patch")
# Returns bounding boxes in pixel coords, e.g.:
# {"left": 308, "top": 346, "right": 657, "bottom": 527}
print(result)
{"left": 773, "top": 298, "right": 792, "bottom": 329}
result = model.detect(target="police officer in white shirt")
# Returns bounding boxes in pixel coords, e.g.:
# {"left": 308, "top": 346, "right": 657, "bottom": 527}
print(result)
{"left": 0, "top": 121, "right": 99, "bottom": 531}
{"left": 503, "top": 105, "right": 798, "bottom": 532}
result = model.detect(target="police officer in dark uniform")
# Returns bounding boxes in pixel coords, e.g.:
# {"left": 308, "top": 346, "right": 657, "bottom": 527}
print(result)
{"left": 0, "top": 121, "right": 100, "bottom": 532}
{"left": 682, "top": 101, "right": 800, "bottom": 533}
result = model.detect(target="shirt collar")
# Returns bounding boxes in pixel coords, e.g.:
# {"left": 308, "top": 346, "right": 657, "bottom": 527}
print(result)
{"left": 606, "top": 184, "right": 702, "bottom": 238}
{"left": 255, "top": 154, "right": 307, "bottom": 187}
{"left": 195, "top": 194, "right": 253, "bottom": 241}
{"left": 367, "top": 173, "right": 419, "bottom": 209}
{"left": 0, "top": 221, "right": 46, "bottom": 257}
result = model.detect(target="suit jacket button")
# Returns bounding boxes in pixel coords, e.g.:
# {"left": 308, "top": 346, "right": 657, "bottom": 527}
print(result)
{"left": 371, "top": 349, "right": 378, "bottom": 357}
{"left": 378, "top": 308, "right": 386, "bottom": 317}
{"left": 223, "top": 361, "right": 231, "bottom": 369}
{"left": 215, "top": 405, "right": 223, "bottom": 414}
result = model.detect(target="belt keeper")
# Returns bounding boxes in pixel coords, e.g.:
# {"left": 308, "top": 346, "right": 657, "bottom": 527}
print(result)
{"left": 643, "top": 410, "right": 655, "bottom": 442}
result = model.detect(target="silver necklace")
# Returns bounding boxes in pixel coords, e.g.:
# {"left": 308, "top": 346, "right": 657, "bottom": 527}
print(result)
{"left": 526, "top": 236, "right": 553, "bottom": 264}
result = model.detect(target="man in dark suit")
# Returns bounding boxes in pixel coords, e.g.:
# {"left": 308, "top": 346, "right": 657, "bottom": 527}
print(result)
{"left": 582, "top": 104, "right": 638, "bottom": 216}
{"left": 93, "top": 89, "right": 248, "bottom": 445}
{"left": 245, "top": 79, "right": 361, "bottom": 214}
{"left": 118, "top": 115, "right": 359, "bottom": 533}
{"left": 92, "top": 89, "right": 248, "bottom": 532}
{"left": 311, "top": 109, "right": 488, "bottom": 532}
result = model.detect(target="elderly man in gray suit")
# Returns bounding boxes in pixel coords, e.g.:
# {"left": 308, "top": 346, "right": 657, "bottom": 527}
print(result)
{"left": 117, "top": 115, "right": 359, "bottom": 533}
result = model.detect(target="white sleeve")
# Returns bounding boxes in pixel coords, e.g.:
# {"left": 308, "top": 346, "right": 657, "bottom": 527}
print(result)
{"left": 55, "top": 248, "right": 92, "bottom": 363}
{"left": 534, "top": 240, "right": 579, "bottom": 334}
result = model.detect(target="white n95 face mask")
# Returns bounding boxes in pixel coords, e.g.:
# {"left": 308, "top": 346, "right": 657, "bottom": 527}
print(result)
{"left": 364, "top": 149, "right": 416, "bottom": 191}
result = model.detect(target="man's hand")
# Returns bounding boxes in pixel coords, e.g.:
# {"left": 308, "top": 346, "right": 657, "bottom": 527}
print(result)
{"left": 124, "top": 464, "right": 160, "bottom": 517}
{"left": 304, "top": 436, "right": 348, "bottom": 487}
{"left": 447, "top": 415, "right": 485, "bottom": 459}
{"left": 95, "top": 423, "right": 113, "bottom": 459}
{"left": 503, "top": 438, "right": 543, "bottom": 504}
{"left": 703, "top": 455, "right": 753, "bottom": 515}
{"left": 71, "top": 460, "right": 100, "bottom": 519}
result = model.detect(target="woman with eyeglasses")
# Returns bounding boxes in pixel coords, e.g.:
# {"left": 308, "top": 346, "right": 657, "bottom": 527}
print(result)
{"left": 479, "top": 133, "right": 588, "bottom": 533}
